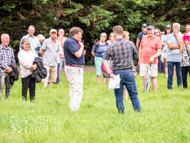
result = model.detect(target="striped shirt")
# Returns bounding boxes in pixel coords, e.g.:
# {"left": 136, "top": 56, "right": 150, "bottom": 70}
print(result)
{"left": 103, "top": 38, "right": 138, "bottom": 71}
{"left": 0, "top": 44, "right": 15, "bottom": 69}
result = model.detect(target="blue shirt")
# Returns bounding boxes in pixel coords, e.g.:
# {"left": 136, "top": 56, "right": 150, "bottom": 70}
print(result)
{"left": 161, "top": 34, "right": 168, "bottom": 43}
{"left": 167, "top": 33, "right": 183, "bottom": 62}
{"left": 161, "top": 34, "right": 169, "bottom": 52}
{"left": 64, "top": 36, "right": 85, "bottom": 65}
{"left": 92, "top": 43, "right": 108, "bottom": 58}
{"left": 137, "top": 31, "right": 147, "bottom": 47}
{"left": 0, "top": 44, "right": 15, "bottom": 70}
{"left": 19, "top": 34, "right": 41, "bottom": 56}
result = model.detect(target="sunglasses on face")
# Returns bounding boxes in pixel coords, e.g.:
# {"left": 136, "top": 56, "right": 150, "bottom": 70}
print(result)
{"left": 154, "top": 31, "right": 159, "bottom": 34}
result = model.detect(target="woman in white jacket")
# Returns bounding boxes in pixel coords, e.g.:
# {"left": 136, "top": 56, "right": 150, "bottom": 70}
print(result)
{"left": 18, "top": 38, "right": 37, "bottom": 101}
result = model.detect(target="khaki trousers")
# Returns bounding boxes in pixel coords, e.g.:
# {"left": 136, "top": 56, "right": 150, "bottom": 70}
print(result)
{"left": 42, "top": 65, "right": 57, "bottom": 83}
{"left": 65, "top": 66, "right": 83, "bottom": 111}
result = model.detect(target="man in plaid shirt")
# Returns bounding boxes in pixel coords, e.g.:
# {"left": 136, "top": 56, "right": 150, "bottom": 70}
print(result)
{"left": 103, "top": 25, "right": 141, "bottom": 113}
{"left": 0, "top": 33, "right": 16, "bottom": 99}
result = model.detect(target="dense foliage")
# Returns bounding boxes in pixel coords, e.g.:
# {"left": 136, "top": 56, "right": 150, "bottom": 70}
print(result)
{"left": 1, "top": 0, "right": 190, "bottom": 62}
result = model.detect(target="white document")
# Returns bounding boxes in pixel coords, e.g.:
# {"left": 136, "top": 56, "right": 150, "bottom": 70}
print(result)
{"left": 108, "top": 74, "right": 121, "bottom": 89}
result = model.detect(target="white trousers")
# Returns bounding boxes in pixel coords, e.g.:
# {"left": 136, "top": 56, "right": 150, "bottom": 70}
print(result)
{"left": 65, "top": 66, "right": 83, "bottom": 111}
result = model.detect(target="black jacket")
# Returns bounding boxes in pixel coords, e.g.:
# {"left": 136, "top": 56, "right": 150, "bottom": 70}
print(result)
{"left": 9, "top": 62, "right": 19, "bottom": 86}
{"left": 31, "top": 57, "right": 47, "bottom": 83}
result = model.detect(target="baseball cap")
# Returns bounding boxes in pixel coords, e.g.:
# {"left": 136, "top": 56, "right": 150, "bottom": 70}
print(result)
{"left": 142, "top": 23, "right": 147, "bottom": 28}
{"left": 147, "top": 25, "right": 155, "bottom": 30}
{"left": 166, "top": 25, "right": 171, "bottom": 29}
{"left": 49, "top": 29, "right": 57, "bottom": 34}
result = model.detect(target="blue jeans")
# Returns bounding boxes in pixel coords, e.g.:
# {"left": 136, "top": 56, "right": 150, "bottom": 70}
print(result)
{"left": 167, "top": 62, "right": 182, "bottom": 89}
{"left": 113, "top": 70, "right": 141, "bottom": 113}
{"left": 136, "top": 58, "right": 140, "bottom": 74}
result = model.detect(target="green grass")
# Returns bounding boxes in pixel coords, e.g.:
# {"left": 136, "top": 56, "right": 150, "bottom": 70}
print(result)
{"left": 0, "top": 70, "right": 190, "bottom": 143}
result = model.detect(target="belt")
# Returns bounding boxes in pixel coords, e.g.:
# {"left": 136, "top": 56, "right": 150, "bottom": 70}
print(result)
{"left": 66, "top": 64, "right": 84, "bottom": 68}
{"left": 114, "top": 68, "right": 132, "bottom": 71}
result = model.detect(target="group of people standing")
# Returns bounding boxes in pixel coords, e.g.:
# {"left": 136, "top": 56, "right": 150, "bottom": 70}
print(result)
{"left": 92, "top": 23, "right": 190, "bottom": 92}
{"left": 17, "top": 26, "right": 68, "bottom": 101}
{"left": 94, "top": 23, "right": 190, "bottom": 113}
{"left": 0, "top": 22, "right": 190, "bottom": 113}
{"left": 138, "top": 23, "right": 190, "bottom": 91}
{"left": 0, "top": 26, "right": 85, "bottom": 112}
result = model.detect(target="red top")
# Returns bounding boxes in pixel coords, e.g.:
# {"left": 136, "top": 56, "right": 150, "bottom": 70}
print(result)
{"left": 183, "top": 32, "right": 188, "bottom": 36}
{"left": 78, "top": 41, "right": 81, "bottom": 47}
{"left": 140, "top": 35, "right": 162, "bottom": 64}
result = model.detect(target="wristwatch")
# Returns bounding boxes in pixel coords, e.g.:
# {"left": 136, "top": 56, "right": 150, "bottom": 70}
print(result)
{"left": 109, "top": 72, "right": 112, "bottom": 76}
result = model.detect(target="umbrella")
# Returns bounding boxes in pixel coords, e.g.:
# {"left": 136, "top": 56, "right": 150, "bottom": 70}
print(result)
{"left": 145, "top": 64, "right": 151, "bottom": 93}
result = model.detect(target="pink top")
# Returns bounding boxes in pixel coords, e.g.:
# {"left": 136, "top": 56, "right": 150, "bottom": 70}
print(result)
{"left": 57, "top": 36, "right": 67, "bottom": 46}
{"left": 140, "top": 35, "right": 162, "bottom": 64}
{"left": 57, "top": 36, "right": 67, "bottom": 58}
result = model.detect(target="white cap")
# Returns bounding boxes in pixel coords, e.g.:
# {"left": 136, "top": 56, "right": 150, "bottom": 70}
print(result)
{"left": 49, "top": 29, "right": 57, "bottom": 34}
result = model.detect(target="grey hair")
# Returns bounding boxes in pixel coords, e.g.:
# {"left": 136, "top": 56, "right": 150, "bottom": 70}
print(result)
{"left": 20, "top": 38, "right": 30, "bottom": 49}
{"left": 173, "top": 23, "right": 180, "bottom": 28}
{"left": 28, "top": 25, "right": 35, "bottom": 30}
{"left": 37, "top": 34, "right": 45, "bottom": 42}
{"left": 100, "top": 32, "right": 107, "bottom": 39}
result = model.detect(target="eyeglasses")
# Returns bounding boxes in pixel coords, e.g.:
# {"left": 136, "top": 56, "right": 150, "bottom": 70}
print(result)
{"left": 154, "top": 31, "right": 159, "bottom": 34}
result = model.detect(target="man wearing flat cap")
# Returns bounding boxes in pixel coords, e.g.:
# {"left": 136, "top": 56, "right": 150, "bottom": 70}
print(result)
{"left": 40, "top": 29, "right": 61, "bottom": 88}
{"left": 139, "top": 25, "right": 162, "bottom": 92}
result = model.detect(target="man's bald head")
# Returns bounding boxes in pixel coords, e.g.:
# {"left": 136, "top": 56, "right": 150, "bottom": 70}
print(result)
{"left": 28, "top": 25, "right": 35, "bottom": 30}
{"left": 1, "top": 33, "right": 10, "bottom": 47}
{"left": 28, "top": 25, "right": 35, "bottom": 37}
{"left": 1, "top": 33, "right": 9, "bottom": 40}
{"left": 58, "top": 29, "right": 64, "bottom": 32}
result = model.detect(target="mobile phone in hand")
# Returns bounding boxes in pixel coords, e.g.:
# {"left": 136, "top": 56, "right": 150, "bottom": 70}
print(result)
{"left": 81, "top": 40, "right": 85, "bottom": 44}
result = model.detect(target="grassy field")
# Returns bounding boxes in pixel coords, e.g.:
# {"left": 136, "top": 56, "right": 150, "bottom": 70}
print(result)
{"left": 0, "top": 69, "right": 190, "bottom": 143}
